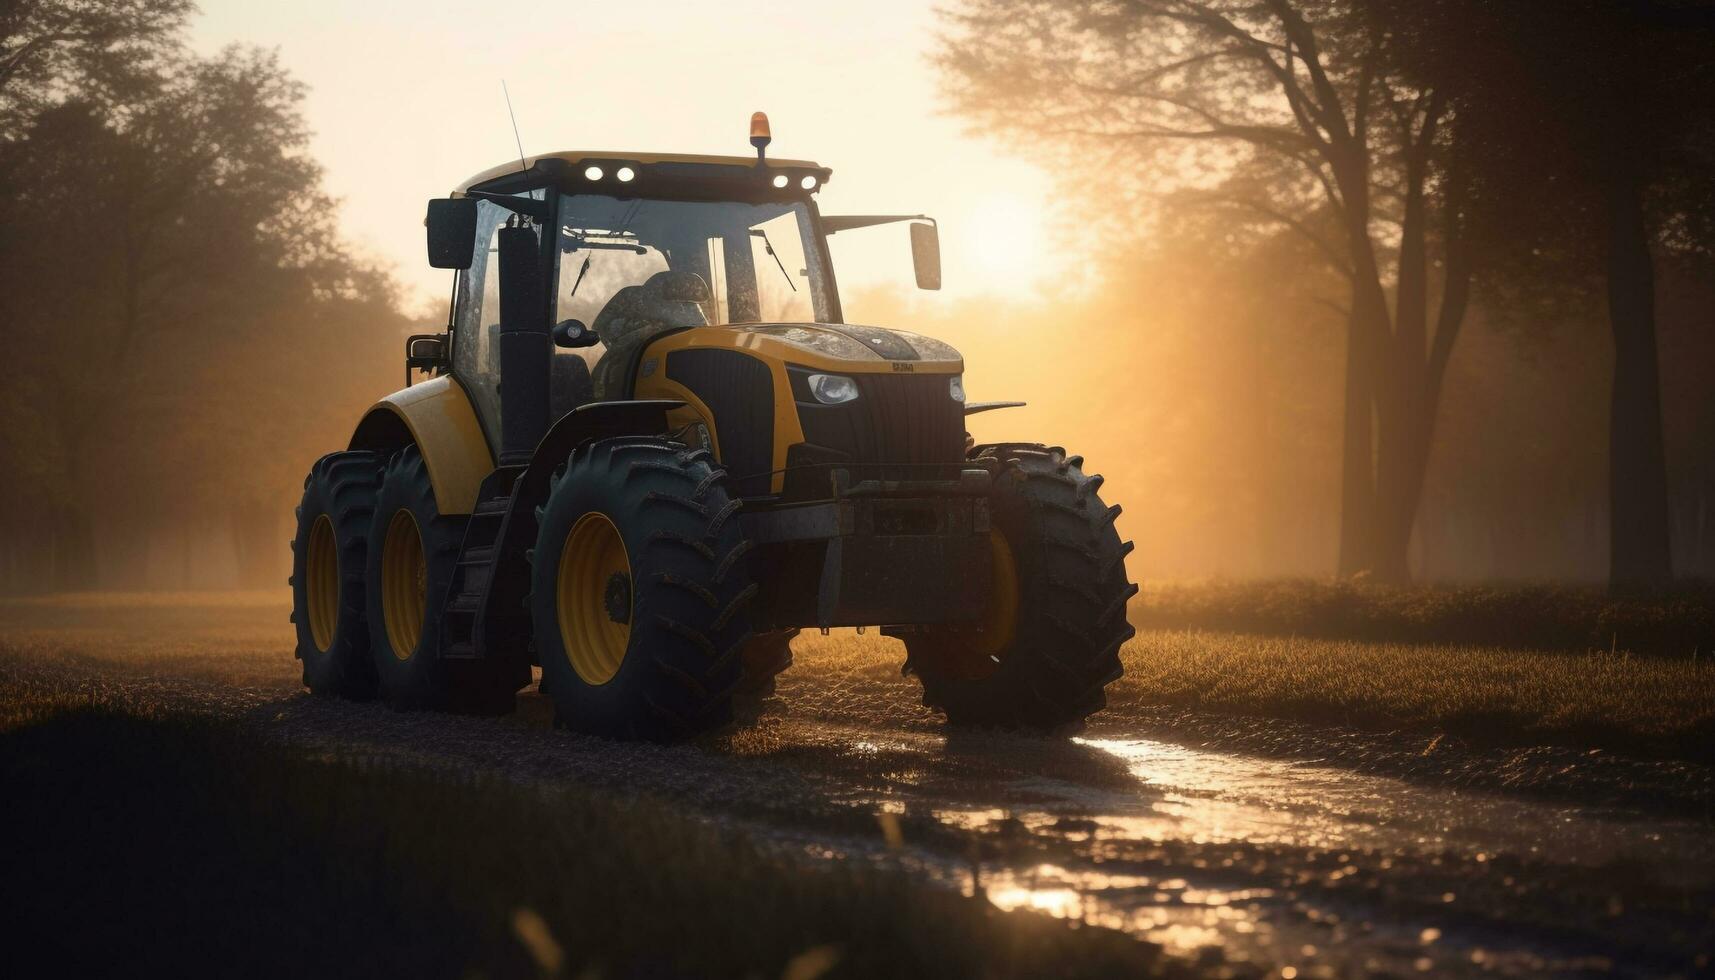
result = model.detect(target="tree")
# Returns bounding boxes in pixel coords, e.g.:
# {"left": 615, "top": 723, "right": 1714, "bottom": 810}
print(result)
{"left": 1380, "top": 0, "right": 1715, "bottom": 587}
{"left": 0, "top": 0, "right": 191, "bottom": 132}
{"left": 0, "top": 2, "right": 413, "bottom": 592}
{"left": 938, "top": 0, "right": 1472, "bottom": 582}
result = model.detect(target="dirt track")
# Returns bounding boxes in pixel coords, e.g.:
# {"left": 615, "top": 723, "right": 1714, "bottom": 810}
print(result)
{"left": 2, "top": 593, "right": 1712, "bottom": 977}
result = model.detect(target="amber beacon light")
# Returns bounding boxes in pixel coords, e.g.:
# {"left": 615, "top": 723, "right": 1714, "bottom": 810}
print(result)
{"left": 750, "top": 111, "right": 772, "bottom": 161}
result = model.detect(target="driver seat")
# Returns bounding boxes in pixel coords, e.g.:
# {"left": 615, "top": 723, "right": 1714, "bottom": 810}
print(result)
{"left": 590, "top": 270, "right": 711, "bottom": 399}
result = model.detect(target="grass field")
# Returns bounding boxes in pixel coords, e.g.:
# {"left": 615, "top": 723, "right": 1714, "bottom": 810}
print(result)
{"left": 1106, "top": 630, "right": 1715, "bottom": 761}
{"left": 1135, "top": 578, "right": 1715, "bottom": 658}
{"left": 5, "top": 589, "right": 1713, "bottom": 762}
{"left": 778, "top": 630, "right": 1715, "bottom": 763}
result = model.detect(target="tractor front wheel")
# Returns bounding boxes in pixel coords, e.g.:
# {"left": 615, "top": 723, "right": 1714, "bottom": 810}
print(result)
{"left": 899, "top": 444, "right": 1137, "bottom": 730}
{"left": 530, "top": 438, "right": 757, "bottom": 740}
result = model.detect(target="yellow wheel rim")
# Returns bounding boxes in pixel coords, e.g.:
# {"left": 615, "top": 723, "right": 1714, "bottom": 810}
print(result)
{"left": 381, "top": 509, "right": 427, "bottom": 661}
{"left": 939, "top": 530, "right": 1018, "bottom": 681}
{"left": 974, "top": 529, "right": 1019, "bottom": 658}
{"left": 306, "top": 514, "right": 339, "bottom": 653}
{"left": 557, "top": 512, "right": 632, "bottom": 686}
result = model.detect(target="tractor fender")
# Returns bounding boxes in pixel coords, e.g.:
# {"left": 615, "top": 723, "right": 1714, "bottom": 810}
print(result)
{"left": 349, "top": 376, "right": 494, "bottom": 515}
{"left": 508, "top": 399, "right": 687, "bottom": 519}
{"left": 475, "top": 400, "right": 686, "bottom": 657}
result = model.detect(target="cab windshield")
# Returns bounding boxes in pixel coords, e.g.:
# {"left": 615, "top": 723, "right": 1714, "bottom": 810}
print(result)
{"left": 554, "top": 194, "right": 831, "bottom": 329}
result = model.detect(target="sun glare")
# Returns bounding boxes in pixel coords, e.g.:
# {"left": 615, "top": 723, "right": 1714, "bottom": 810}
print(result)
{"left": 957, "top": 192, "right": 1051, "bottom": 295}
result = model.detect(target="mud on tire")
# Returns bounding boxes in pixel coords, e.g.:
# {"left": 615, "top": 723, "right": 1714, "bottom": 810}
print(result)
{"left": 529, "top": 438, "right": 757, "bottom": 740}
{"left": 290, "top": 451, "right": 384, "bottom": 699}
{"left": 900, "top": 444, "right": 1137, "bottom": 730}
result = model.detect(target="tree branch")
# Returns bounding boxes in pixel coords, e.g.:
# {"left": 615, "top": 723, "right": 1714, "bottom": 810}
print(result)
{"left": 1194, "top": 191, "right": 1352, "bottom": 274}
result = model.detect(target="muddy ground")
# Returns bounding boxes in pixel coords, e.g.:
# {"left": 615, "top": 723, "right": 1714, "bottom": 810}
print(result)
{"left": 1, "top": 593, "right": 1712, "bottom": 977}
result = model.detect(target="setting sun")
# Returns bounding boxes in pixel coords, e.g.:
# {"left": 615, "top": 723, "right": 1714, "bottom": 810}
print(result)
{"left": 954, "top": 192, "right": 1054, "bottom": 296}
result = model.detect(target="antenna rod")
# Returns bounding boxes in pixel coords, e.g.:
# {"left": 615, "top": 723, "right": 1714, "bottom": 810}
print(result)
{"left": 502, "top": 80, "right": 527, "bottom": 175}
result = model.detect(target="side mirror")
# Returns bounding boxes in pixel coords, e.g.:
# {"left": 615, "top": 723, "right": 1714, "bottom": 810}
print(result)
{"left": 407, "top": 335, "right": 445, "bottom": 361}
{"left": 404, "top": 333, "right": 446, "bottom": 386}
{"left": 910, "top": 221, "right": 941, "bottom": 291}
{"left": 553, "top": 319, "right": 600, "bottom": 348}
{"left": 425, "top": 198, "right": 478, "bottom": 269}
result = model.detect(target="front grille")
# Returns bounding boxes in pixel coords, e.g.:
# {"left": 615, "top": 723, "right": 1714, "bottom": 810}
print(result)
{"left": 849, "top": 372, "right": 966, "bottom": 465}
{"left": 789, "top": 368, "right": 965, "bottom": 493}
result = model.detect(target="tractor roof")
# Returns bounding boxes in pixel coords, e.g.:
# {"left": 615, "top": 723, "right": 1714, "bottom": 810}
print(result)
{"left": 455, "top": 151, "right": 831, "bottom": 196}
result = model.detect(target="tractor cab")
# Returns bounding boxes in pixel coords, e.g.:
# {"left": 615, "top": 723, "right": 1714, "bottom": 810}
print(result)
{"left": 424, "top": 137, "right": 943, "bottom": 471}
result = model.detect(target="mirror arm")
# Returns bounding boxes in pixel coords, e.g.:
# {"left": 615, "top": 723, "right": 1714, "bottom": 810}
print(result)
{"left": 822, "top": 214, "right": 933, "bottom": 235}
{"left": 463, "top": 190, "right": 551, "bottom": 220}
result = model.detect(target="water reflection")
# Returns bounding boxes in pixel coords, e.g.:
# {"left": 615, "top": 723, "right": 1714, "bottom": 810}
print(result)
{"left": 868, "top": 733, "right": 1715, "bottom": 975}
{"left": 752, "top": 717, "right": 1713, "bottom": 975}
{"left": 1072, "top": 737, "right": 1715, "bottom": 865}
{"left": 976, "top": 861, "right": 1276, "bottom": 959}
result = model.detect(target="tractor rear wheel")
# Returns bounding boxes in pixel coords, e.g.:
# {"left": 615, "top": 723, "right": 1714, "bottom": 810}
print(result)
{"left": 530, "top": 438, "right": 757, "bottom": 740}
{"left": 365, "top": 445, "right": 467, "bottom": 711}
{"left": 291, "top": 451, "right": 384, "bottom": 699}
{"left": 899, "top": 444, "right": 1137, "bottom": 730}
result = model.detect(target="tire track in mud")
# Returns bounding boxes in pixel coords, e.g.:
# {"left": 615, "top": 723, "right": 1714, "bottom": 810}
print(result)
{"left": 2, "top": 613, "right": 1713, "bottom": 977}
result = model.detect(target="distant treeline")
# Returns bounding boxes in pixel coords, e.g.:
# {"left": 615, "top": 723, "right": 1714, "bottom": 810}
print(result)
{"left": 0, "top": 0, "right": 414, "bottom": 592}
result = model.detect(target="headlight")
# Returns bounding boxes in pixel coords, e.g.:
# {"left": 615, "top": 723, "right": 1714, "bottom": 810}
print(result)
{"left": 948, "top": 375, "right": 966, "bottom": 403}
{"left": 806, "top": 373, "right": 859, "bottom": 405}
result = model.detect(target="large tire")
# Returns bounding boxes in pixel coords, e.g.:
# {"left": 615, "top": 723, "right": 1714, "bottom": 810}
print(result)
{"left": 901, "top": 444, "right": 1137, "bottom": 730}
{"left": 530, "top": 438, "right": 757, "bottom": 740}
{"left": 290, "top": 451, "right": 383, "bottom": 699}
{"left": 365, "top": 445, "right": 467, "bottom": 711}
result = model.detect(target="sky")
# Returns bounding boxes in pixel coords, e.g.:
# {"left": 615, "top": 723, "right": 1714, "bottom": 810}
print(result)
{"left": 188, "top": 0, "right": 1075, "bottom": 311}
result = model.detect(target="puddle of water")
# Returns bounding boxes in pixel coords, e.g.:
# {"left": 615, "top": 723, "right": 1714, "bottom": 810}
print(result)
{"left": 776, "top": 720, "right": 1715, "bottom": 975}
{"left": 1074, "top": 737, "right": 1715, "bottom": 871}
{"left": 825, "top": 729, "right": 1715, "bottom": 975}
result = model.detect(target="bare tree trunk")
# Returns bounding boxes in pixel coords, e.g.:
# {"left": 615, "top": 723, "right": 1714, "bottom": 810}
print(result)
{"left": 181, "top": 525, "right": 194, "bottom": 590}
{"left": 231, "top": 498, "right": 281, "bottom": 590}
{"left": 1370, "top": 389, "right": 1427, "bottom": 584}
{"left": 51, "top": 502, "right": 96, "bottom": 592}
{"left": 1694, "top": 487, "right": 1708, "bottom": 580}
{"left": 1336, "top": 308, "right": 1376, "bottom": 577}
{"left": 1604, "top": 168, "right": 1673, "bottom": 589}
{"left": 1698, "top": 485, "right": 1711, "bottom": 578}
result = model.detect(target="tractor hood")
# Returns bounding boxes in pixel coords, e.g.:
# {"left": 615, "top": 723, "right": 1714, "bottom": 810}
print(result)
{"left": 733, "top": 323, "right": 962, "bottom": 369}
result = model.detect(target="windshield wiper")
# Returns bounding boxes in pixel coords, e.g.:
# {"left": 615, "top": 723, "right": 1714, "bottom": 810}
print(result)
{"left": 562, "top": 232, "right": 645, "bottom": 254}
{"left": 748, "top": 229, "right": 797, "bottom": 293}
{"left": 570, "top": 253, "right": 592, "bottom": 297}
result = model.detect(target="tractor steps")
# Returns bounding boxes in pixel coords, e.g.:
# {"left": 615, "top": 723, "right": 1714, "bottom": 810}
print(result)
{"left": 439, "top": 465, "right": 528, "bottom": 678}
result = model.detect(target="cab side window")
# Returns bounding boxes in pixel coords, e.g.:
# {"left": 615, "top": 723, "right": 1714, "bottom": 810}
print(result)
{"left": 452, "top": 200, "right": 512, "bottom": 448}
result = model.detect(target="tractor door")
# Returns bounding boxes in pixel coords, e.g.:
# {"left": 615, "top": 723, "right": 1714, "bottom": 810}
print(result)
{"left": 451, "top": 198, "right": 519, "bottom": 448}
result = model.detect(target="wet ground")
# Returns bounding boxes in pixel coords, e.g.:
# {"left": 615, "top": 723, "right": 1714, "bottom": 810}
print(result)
{"left": 2, "top": 594, "right": 1712, "bottom": 977}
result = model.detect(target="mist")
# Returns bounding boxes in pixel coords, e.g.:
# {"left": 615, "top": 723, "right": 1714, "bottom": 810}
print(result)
{"left": 2, "top": 0, "right": 1712, "bottom": 593}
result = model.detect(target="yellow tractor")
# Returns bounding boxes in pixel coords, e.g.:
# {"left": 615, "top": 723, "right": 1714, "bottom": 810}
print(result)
{"left": 290, "top": 115, "right": 1136, "bottom": 739}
